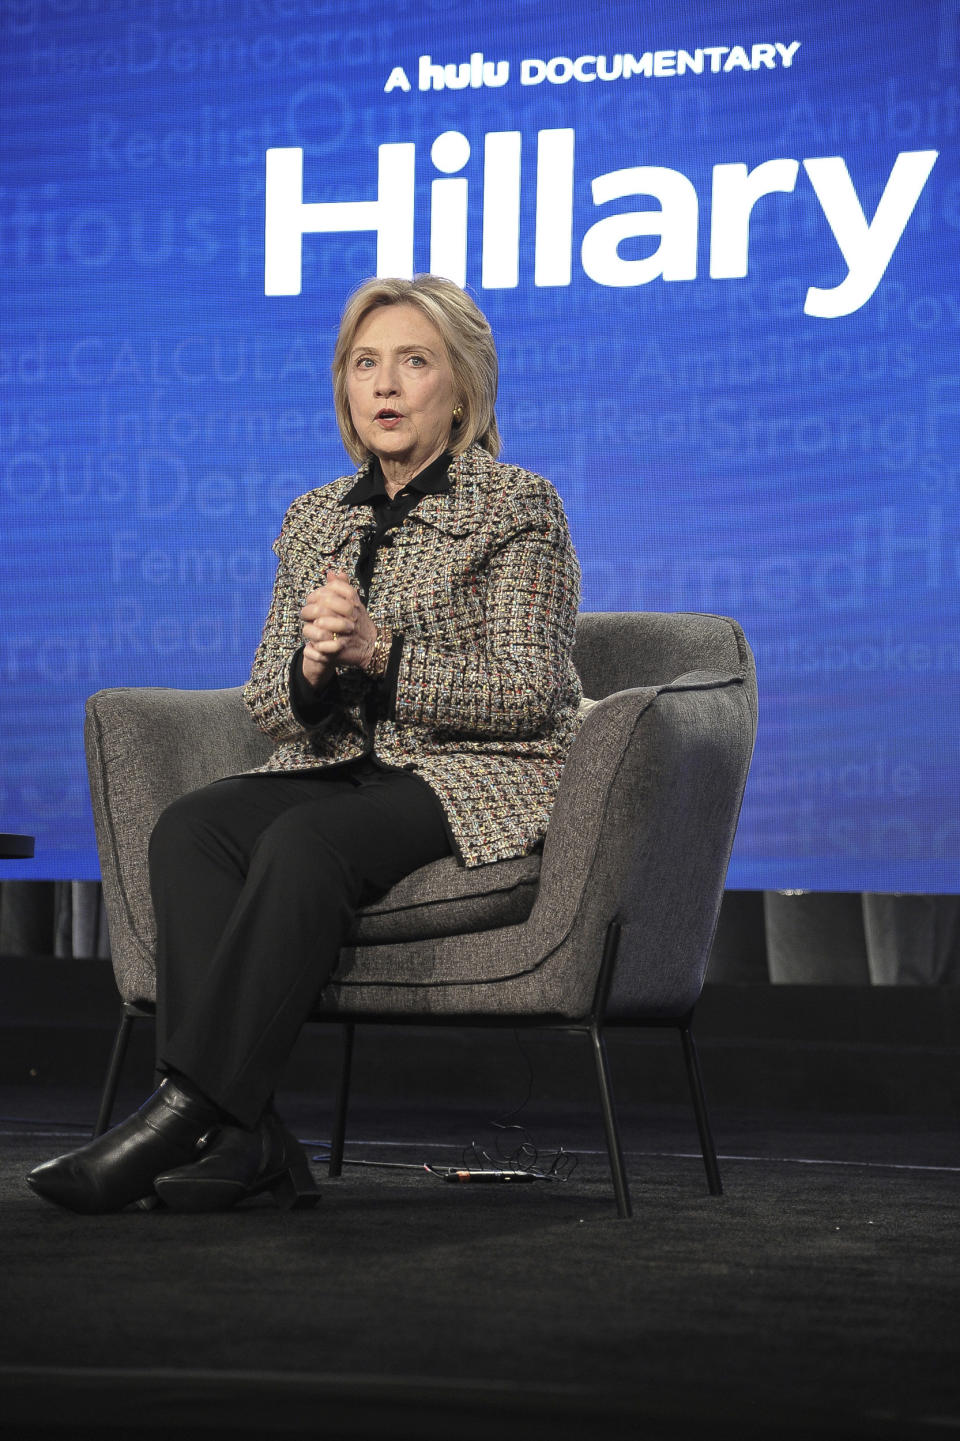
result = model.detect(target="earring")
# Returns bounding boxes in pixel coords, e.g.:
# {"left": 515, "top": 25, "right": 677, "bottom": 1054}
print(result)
{"left": 452, "top": 405, "right": 463, "bottom": 424}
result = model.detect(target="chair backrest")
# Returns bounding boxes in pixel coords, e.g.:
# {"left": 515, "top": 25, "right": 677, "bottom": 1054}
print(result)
{"left": 573, "top": 611, "right": 750, "bottom": 700}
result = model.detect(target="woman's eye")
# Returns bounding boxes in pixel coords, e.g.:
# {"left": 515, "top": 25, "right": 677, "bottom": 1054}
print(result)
{"left": 356, "top": 357, "right": 374, "bottom": 369}
{"left": 408, "top": 355, "right": 425, "bottom": 367}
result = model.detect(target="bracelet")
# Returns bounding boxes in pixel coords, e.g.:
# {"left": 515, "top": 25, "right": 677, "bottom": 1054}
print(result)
{"left": 363, "top": 629, "right": 392, "bottom": 677}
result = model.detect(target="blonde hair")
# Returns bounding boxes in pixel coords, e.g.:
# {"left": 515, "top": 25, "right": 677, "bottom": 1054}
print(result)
{"left": 332, "top": 275, "right": 501, "bottom": 463}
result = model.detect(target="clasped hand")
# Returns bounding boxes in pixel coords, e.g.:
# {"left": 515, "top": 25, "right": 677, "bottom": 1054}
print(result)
{"left": 300, "top": 570, "right": 377, "bottom": 687}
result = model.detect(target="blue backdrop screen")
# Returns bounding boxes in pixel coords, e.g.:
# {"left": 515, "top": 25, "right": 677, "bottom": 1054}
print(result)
{"left": 2, "top": 0, "right": 958, "bottom": 888}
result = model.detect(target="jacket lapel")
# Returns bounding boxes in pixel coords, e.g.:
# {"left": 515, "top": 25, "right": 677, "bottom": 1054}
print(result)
{"left": 277, "top": 469, "right": 373, "bottom": 589}
{"left": 279, "top": 447, "right": 493, "bottom": 589}
{"left": 403, "top": 446, "right": 490, "bottom": 537}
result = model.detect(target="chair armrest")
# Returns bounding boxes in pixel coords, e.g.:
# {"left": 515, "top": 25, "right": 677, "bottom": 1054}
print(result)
{"left": 85, "top": 686, "right": 272, "bottom": 1004}
{"left": 527, "top": 663, "right": 756, "bottom": 1018}
{"left": 531, "top": 683, "right": 666, "bottom": 939}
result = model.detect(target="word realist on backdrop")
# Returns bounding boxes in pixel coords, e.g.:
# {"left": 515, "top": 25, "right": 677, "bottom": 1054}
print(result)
{"left": 263, "top": 131, "right": 937, "bottom": 319}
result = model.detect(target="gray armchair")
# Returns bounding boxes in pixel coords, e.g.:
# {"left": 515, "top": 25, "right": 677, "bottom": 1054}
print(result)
{"left": 85, "top": 612, "right": 757, "bottom": 1216}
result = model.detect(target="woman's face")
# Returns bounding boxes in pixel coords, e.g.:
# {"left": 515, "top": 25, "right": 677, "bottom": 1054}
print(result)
{"left": 346, "top": 303, "right": 458, "bottom": 474}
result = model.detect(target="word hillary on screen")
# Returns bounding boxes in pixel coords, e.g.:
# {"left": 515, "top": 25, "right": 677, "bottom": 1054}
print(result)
{"left": 385, "top": 43, "right": 803, "bottom": 92}
{"left": 264, "top": 131, "right": 938, "bottom": 318}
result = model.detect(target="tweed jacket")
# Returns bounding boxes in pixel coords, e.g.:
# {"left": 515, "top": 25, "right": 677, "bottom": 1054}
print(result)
{"left": 241, "top": 443, "right": 582, "bottom": 867}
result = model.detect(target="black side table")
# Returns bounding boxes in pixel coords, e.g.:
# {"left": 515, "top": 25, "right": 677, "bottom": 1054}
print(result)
{"left": 0, "top": 834, "right": 35, "bottom": 859}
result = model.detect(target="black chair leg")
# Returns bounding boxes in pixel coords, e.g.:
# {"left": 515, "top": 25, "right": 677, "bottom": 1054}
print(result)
{"left": 93, "top": 1005, "right": 136, "bottom": 1138}
{"left": 588, "top": 1022, "right": 632, "bottom": 1218}
{"left": 328, "top": 1022, "right": 355, "bottom": 1177}
{"left": 679, "top": 1023, "right": 723, "bottom": 1196}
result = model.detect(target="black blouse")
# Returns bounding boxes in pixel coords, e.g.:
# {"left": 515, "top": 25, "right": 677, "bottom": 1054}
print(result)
{"left": 289, "top": 451, "right": 452, "bottom": 728}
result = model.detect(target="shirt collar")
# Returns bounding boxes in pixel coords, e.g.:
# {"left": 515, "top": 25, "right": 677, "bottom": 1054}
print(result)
{"left": 341, "top": 451, "right": 453, "bottom": 506}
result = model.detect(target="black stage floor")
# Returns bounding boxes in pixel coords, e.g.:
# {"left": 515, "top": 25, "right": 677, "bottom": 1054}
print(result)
{"left": 2, "top": 1084, "right": 958, "bottom": 1441}
{"left": 1, "top": 966, "right": 958, "bottom": 1440}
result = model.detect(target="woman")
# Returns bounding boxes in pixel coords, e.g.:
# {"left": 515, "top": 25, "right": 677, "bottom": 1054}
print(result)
{"left": 27, "top": 275, "right": 582, "bottom": 1215}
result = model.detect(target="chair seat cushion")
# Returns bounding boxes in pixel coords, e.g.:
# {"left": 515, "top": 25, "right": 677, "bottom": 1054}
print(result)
{"left": 351, "top": 852, "right": 541, "bottom": 943}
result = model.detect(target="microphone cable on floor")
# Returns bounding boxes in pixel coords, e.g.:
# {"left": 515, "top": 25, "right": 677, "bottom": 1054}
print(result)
{"left": 311, "top": 1029, "right": 579, "bottom": 1184}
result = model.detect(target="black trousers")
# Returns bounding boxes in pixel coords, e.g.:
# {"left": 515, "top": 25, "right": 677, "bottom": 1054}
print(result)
{"left": 148, "top": 764, "right": 452, "bottom": 1127}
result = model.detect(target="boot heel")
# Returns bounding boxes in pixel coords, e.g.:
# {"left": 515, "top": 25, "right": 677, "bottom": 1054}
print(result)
{"left": 270, "top": 1159, "right": 321, "bottom": 1211}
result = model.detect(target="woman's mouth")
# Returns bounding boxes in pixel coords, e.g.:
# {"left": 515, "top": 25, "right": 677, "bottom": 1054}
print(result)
{"left": 374, "top": 409, "right": 403, "bottom": 427}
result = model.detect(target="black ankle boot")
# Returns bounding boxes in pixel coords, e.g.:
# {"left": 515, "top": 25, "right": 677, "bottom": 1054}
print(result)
{"left": 153, "top": 1110, "right": 320, "bottom": 1213}
{"left": 26, "top": 1078, "right": 222, "bottom": 1214}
